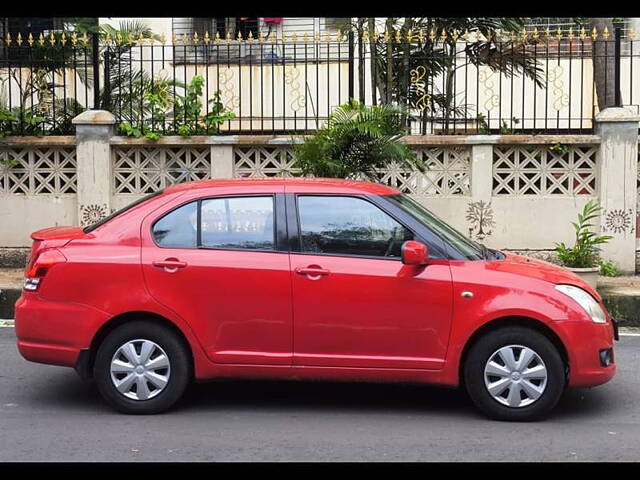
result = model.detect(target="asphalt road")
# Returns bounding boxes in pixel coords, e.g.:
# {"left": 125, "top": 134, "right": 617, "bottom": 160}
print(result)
{"left": 1, "top": 327, "right": 639, "bottom": 462}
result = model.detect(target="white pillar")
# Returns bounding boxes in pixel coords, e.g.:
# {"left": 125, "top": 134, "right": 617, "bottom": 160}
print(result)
{"left": 72, "top": 110, "right": 116, "bottom": 227}
{"left": 210, "top": 145, "right": 234, "bottom": 179}
{"left": 470, "top": 144, "right": 493, "bottom": 202}
{"left": 595, "top": 107, "right": 640, "bottom": 273}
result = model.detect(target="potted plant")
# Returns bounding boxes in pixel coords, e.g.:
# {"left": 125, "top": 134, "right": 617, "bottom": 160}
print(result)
{"left": 554, "top": 200, "right": 612, "bottom": 288}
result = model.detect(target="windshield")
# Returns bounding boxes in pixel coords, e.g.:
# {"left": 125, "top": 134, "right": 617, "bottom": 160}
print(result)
{"left": 83, "top": 190, "right": 165, "bottom": 233}
{"left": 388, "top": 194, "right": 489, "bottom": 260}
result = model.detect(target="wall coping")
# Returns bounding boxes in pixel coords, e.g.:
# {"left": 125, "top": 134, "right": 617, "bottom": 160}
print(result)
{"left": 0, "top": 134, "right": 606, "bottom": 148}
{"left": 109, "top": 134, "right": 602, "bottom": 146}
{"left": 0, "top": 136, "right": 76, "bottom": 146}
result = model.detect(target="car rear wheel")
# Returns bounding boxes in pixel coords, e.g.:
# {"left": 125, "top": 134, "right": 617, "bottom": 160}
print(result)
{"left": 94, "top": 321, "right": 191, "bottom": 414}
{"left": 463, "top": 326, "right": 565, "bottom": 421}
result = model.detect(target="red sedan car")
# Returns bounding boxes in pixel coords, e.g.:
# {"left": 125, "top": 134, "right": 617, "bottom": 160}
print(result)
{"left": 14, "top": 178, "right": 617, "bottom": 420}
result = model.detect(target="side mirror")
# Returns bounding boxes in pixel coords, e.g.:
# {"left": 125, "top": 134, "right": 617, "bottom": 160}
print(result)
{"left": 401, "top": 240, "right": 429, "bottom": 266}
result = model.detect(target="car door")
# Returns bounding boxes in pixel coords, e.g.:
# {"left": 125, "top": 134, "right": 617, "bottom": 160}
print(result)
{"left": 141, "top": 188, "right": 292, "bottom": 365}
{"left": 289, "top": 194, "right": 453, "bottom": 370}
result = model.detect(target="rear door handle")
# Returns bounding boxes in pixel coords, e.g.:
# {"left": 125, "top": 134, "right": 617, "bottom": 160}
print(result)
{"left": 153, "top": 259, "right": 188, "bottom": 271}
{"left": 295, "top": 266, "right": 330, "bottom": 277}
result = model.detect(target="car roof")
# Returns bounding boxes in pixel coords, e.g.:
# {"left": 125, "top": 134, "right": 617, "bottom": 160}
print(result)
{"left": 164, "top": 177, "right": 401, "bottom": 196}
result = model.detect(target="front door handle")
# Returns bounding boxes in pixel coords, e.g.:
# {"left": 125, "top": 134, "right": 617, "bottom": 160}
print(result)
{"left": 295, "top": 266, "right": 330, "bottom": 277}
{"left": 153, "top": 258, "right": 188, "bottom": 272}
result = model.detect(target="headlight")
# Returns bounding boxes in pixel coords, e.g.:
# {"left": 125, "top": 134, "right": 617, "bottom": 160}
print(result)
{"left": 555, "top": 284, "right": 607, "bottom": 323}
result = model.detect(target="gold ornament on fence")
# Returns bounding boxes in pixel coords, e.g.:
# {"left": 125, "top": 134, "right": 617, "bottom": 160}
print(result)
{"left": 204, "top": 32, "right": 210, "bottom": 44}
{"left": 28, "top": 32, "right": 34, "bottom": 47}
{"left": 219, "top": 67, "right": 240, "bottom": 111}
{"left": 603, "top": 26, "right": 610, "bottom": 40}
{"left": 478, "top": 67, "right": 500, "bottom": 111}
{"left": 16, "top": 32, "right": 23, "bottom": 46}
{"left": 410, "top": 66, "right": 429, "bottom": 112}
{"left": 548, "top": 65, "right": 569, "bottom": 111}
{"left": 284, "top": 66, "right": 306, "bottom": 112}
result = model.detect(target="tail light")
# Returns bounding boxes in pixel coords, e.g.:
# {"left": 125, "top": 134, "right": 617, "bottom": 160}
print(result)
{"left": 24, "top": 248, "right": 67, "bottom": 291}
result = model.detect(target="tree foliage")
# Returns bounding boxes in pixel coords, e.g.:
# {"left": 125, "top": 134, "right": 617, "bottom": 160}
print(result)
{"left": 343, "top": 17, "right": 545, "bottom": 133}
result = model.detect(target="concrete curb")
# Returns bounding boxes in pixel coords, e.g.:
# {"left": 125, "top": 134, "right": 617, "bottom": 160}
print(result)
{"left": 0, "top": 288, "right": 21, "bottom": 319}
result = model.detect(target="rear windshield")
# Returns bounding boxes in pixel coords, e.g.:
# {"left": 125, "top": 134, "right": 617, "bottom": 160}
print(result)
{"left": 83, "top": 190, "right": 165, "bottom": 233}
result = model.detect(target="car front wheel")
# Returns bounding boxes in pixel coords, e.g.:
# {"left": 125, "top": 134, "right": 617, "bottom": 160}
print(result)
{"left": 93, "top": 321, "right": 192, "bottom": 414}
{"left": 464, "top": 326, "right": 566, "bottom": 421}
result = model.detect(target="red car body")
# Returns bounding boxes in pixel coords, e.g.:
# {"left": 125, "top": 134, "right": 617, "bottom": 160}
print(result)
{"left": 15, "top": 179, "right": 616, "bottom": 397}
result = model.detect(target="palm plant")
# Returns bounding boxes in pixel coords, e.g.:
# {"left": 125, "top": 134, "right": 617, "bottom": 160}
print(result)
{"left": 293, "top": 100, "right": 423, "bottom": 180}
{"left": 555, "top": 200, "right": 612, "bottom": 268}
{"left": 344, "top": 18, "right": 544, "bottom": 133}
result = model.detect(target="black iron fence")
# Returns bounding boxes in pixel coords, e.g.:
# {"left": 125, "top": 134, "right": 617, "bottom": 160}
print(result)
{"left": 0, "top": 27, "right": 639, "bottom": 136}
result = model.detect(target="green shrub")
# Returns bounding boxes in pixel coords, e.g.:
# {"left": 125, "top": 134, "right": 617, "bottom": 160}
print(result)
{"left": 555, "top": 200, "right": 612, "bottom": 268}
{"left": 598, "top": 259, "right": 621, "bottom": 277}
{"left": 293, "top": 100, "right": 423, "bottom": 180}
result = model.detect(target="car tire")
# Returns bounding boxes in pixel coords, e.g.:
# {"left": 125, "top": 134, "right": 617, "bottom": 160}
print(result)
{"left": 463, "top": 326, "right": 565, "bottom": 421}
{"left": 93, "top": 321, "right": 192, "bottom": 414}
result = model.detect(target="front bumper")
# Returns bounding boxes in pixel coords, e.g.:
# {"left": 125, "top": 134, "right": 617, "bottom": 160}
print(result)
{"left": 14, "top": 293, "right": 108, "bottom": 368}
{"left": 554, "top": 319, "right": 617, "bottom": 388}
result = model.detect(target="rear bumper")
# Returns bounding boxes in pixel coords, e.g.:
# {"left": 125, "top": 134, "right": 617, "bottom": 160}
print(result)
{"left": 555, "top": 319, "right": 617, "bottom": 388}
{"left": 14, "top": 293, "right": 108, "bottom": 369}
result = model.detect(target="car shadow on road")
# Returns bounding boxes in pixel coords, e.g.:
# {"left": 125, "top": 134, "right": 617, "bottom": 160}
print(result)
{"left": 185, "top": 379, "right": 476, "bottom": 417}
{"left": 30, "top": 369, "right": 616, "bottom": 421}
